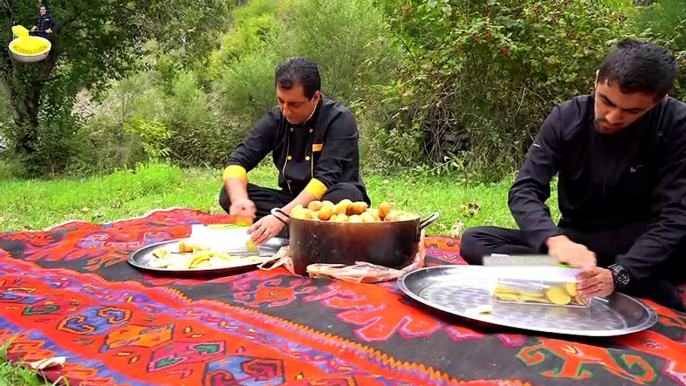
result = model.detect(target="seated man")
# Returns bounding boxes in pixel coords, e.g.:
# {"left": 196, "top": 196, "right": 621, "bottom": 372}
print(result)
{"left": 219, "top": 57, "right": 370, "bottom": 245}
{"left": 461, "top": 39, "right": 686, "bottom": 311}
{"left": 30, "top": 5, "right": 55, "bottom": 40}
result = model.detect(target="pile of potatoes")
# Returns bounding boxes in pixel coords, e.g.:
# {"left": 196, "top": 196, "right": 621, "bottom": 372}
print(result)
{"left": 290, "top": 200, "right": 418, "bottom": 223}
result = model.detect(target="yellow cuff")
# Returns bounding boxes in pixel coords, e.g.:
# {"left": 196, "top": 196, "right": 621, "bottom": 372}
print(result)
{"left": 305, "top": 178, "right": 328, "bottom": 200}
{"left": 222, "top": 165, "right": 247, "bottom": 181}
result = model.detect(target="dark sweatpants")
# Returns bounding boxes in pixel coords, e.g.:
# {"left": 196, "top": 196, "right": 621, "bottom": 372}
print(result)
{"left": 218, "top": 182, "right": 368, "bottom": 220}
{"left": 460, "top": 223, "right": 686, "bottom": 311}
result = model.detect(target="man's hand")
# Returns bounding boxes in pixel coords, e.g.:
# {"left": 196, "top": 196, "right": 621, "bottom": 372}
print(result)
{"left": 577, "top": 267, "right": 615, "bottom": 298}
{"left": 31, "top": 26, "right": 37, "bottom": 31}
{"left": 229, "top": 198, "right": 256, "bottom": 221}
{"left": 247, "top": 215, "right": 285, "bottom": 245}
{"left": 547, "top": 235, "right": 597, "bottom": 269}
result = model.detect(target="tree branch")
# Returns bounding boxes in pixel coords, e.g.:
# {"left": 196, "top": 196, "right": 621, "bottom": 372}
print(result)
{"left": 35, "top": 74, "right": 61, "bottom": 83}
{"left": 3, "top": 0, "right": 12, "bottom": 19}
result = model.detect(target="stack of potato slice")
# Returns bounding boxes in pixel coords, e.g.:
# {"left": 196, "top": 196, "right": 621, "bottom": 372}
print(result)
{"left": 494, "top": 282, "right": 587, "bottom": 306}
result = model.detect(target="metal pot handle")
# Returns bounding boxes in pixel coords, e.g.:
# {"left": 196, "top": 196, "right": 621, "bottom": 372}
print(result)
{"left": 271, "top": 208, "right": 290, "bottom": 226}
{"left": 419, "top": 212, "right": 440, "bottom": 230}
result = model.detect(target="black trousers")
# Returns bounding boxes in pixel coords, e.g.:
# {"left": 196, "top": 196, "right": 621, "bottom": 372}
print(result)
{"left": 460, "top": 223, "right": 686, "bottom": 311}
{"left": 29, "top": 31, "right": 52, "bottom": 40}
{"left": 218, "top": 182, "right": 368, "bottom": 220}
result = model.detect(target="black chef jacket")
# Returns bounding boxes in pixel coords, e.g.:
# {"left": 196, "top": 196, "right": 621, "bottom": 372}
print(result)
{"left": 225, "top": 96, "right": 368, "bottom": 200}
{"left": 35, "top": 14, "right": 56, "bottom": 33}
{"left": 509, "top": 95, "right": 686, "bottom": 284}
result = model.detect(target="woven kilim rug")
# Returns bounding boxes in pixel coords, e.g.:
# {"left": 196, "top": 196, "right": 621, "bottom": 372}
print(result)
{"left": 0, "top": 208, "right": 683, "bottom": 386}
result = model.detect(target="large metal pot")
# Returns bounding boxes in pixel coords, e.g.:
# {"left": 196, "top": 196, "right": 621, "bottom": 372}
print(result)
{"left": 272, "top": 208, "right": 439, "bottom": 276}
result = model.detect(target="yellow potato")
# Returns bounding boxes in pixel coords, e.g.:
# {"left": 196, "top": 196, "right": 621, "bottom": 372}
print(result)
{"left": 291, "top": 206, "right": 311, "bottom": 219}
{"left": 367, "top": 208, "right": 381, "bottom": 221}
{"left": 565, "top": 282, "right": 578, "bottom": 296}
{"left": 333, "top": 199, "right": 352, "bottom": 215}
{"left": 348, "top": 215, "right": 362, "bottom": 223}
{"left": 308, "top": 201, "right": 323, "bottom": 211}
{"left": 384, "top": 210, "right": 401, "bottom": 222}
{"left": 546, "top": 286, "right": 572, "bottom": 305}
{"left": 575, "top": 294, "right": 587, "bottom": 306}
{"left": 360, "top": 212, "right": 375, "bottom": 223}
{"left": 178, "top": 241, "right": 194, "bottom": 253}
{"left": 246, "top": 240, "right": 258, "bottom": 253}
{"left": 152, "top": 248, "right": 168, "bottom": 259}
{"left": 379, "top": 202, "right": 392, "bottom": 219}
{"left": 329, "top": 214, "right": 338, "bottom": 222}
{"left": 318, "top": 202, "right": 334, "bottom": 220}
{"left": 334, "top": 214, "right": 349, "bottom": 222}
{"left": 235, "top": 216, "right": 254, "bottom": 226}
{"left": 349, "top": 202, "right": 369, "bottom": 215}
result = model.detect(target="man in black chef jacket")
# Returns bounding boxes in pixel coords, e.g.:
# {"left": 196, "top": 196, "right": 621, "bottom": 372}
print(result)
{"left": 460, "top": 39, "right": 686, "bottom": 311}
{"left": 219, "top": 57, "right": 370, "bottom": 245}
{"left": 30, "top": 5, "right": 55, "bottom": 40}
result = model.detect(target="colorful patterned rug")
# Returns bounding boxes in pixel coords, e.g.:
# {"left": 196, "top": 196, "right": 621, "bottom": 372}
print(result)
{"left": 0, "top": 209, "right": 683, "bottom": 386}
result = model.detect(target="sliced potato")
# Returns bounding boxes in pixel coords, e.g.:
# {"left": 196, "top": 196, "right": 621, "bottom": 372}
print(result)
{"left": 546, "top": 286, "right": 572, "bottom": 305}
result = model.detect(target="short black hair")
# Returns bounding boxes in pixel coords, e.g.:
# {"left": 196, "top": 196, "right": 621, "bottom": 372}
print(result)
{"left": 40, "top": 4, "right": 46, "bottom": 8}
{"left": 275, "top": 57, "right": 321, "bottom": 99}
{"left": 598, "top": 38, "right": 678, "bottom": 99}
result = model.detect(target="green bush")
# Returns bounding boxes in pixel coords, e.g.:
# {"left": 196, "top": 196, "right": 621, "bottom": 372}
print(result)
{"left": 208, "top": 13, "right": 283, "bottom": 82}
{"left": 281, "top": 0, "right": 401, "bottom": 104}
{"left": 9, "top": 0, "right": 682, "bottom": 181}
{"left": 629, "top": 0, "right": 686, "bottom": 100}
{"left": 369, "top": 0, "right": 631, "bottom": 180}
{"left": 216, "top": 48, "right": 283, "bottom": 125}
{"left": 165, "top": 70, "right": 242, "bottom": 167}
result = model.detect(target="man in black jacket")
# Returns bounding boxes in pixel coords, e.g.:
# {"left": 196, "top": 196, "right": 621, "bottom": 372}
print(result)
{"left": 461, "top": 39, "right": 686, "bottom": 311}
{"left": 30, "top": 5, "right": 56, "bottom": 40}
{"left": 219, "top": 57, "right": 370, "bottom": 245}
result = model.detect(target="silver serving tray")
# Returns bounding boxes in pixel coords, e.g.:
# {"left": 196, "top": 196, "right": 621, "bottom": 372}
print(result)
{"left": 128, "top": 237, "right": 288, "bottom": 276}
{"left": 398, "top": 265, "right": 658, "bottom": 337}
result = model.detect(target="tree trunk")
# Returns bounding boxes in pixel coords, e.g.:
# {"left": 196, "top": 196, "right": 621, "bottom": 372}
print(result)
{"left": 8, "top": 77, "right": 41, "bottom": 155}
{"left": 2, "top": 47, "right": 58, "bottom": 156}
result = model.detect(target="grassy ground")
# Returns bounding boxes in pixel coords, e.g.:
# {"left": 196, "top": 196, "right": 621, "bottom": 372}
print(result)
{"left": 0, "top": 162, "right": 561, "bottom": 385}
{"left": 0, "top": 162, "right": 559, "bottom": 235}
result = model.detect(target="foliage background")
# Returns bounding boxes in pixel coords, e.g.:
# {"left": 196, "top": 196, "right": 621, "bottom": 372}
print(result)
{"left": 0, "top": 0, "right": 684, "bottom": 181}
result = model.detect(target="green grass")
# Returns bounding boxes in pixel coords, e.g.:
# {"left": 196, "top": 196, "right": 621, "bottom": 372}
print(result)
{"left": 0, "top": 162, "right": 554, "bottom": 235}
{"left": 0, "top": 344, "right": 69, "bottom": 386}
{"left": 0, "top": 162, "right": 561, "bottom": 384}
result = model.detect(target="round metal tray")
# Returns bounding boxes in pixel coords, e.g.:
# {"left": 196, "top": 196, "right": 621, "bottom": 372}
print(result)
{"left": 398, "top": 265, "right": 658, "bottom": 337}
{"left": 128, "top": 237, "right": 288, "bottom": 276}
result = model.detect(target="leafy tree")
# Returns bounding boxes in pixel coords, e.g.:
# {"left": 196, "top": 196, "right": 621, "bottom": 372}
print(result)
{"left": 0, "top": 0, "right": 229, "bottom": 174}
